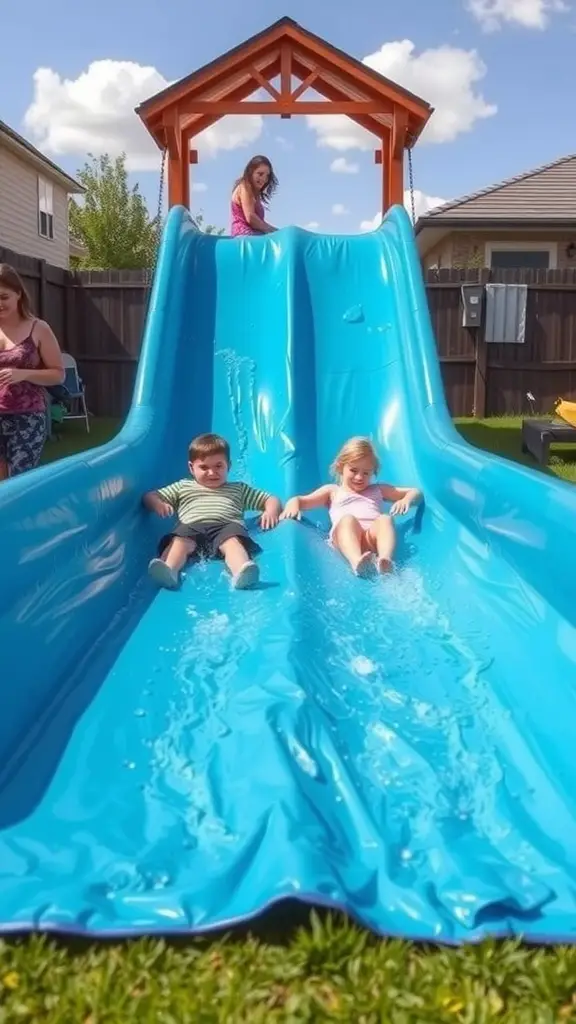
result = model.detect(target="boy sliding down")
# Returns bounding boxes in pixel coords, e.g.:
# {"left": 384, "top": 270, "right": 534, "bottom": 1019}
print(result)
{"left": 143, "top": 433, "right": 281, "bottom": 590}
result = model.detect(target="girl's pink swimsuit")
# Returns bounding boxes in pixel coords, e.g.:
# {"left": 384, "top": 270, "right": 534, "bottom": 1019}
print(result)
{"left": 230, "top": 196, "right": 265, "bottom": 236}
{"left": 328, "top": 485, "right": 383, "bottom": 534}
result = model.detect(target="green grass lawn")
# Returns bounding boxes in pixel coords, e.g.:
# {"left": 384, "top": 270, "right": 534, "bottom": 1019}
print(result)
{"left": 1, "top": 916, "right": 575, "bottom": 1023}
{"left": 5, "top": 415, "right": 574, "bottom": 1021}
{"left": 42, "top": 415, "right": 576, "bottom": 484}
{"left": 41, "top": 417, "right": 120, "bottom": 465}
{"left": 456, "top": 416, "right": 576, "bottom": 484}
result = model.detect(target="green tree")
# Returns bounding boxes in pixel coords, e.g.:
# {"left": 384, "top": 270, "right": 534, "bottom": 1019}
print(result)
{"left": 194, "top": 211, "right": 225, "bottom": 236}
{"left": 69, "top": 153, "right": 159, "bottom": 270}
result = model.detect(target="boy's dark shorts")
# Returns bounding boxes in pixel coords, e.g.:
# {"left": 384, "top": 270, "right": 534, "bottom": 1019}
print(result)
{"left": 158, "top": 520, "right": 261, "bottom": 561}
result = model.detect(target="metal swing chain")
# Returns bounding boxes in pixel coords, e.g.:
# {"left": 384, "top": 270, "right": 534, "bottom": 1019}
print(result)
{"left": 146, "top": 146, "right": 167, "bottom": 287}
{"left": 407, "top": 144, "right": 416, "bottom": 228}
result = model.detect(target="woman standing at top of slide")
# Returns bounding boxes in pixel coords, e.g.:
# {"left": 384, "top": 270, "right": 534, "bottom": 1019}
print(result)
{"left": 230, "top": 155, "right": 279, "bottom": 236}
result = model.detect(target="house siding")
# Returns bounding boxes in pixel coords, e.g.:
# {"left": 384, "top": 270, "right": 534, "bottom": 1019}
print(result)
{"left": 424, "top": 230, "right": 576, "bottom": 270}
{"left": 0, "top": 144, "right": 70, "bottom": 269}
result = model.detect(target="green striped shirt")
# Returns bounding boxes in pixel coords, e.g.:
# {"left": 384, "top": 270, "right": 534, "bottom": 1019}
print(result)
{"left": 157, "top": 479, "right": 270, "bottom": 526}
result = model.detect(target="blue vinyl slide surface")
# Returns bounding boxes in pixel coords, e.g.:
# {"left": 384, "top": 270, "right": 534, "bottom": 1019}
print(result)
{"left": 1, "top": 206, "right": 576, "bottom": 943}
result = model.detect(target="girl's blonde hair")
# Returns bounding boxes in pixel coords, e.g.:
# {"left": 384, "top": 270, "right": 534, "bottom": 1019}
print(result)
{"left": 330, "top": 437, "right": 379, "bottom": 479}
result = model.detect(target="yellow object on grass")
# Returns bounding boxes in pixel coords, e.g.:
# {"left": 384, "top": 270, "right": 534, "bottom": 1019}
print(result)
{"left": 555, "top": 399, "right": 576, "bottom": 428}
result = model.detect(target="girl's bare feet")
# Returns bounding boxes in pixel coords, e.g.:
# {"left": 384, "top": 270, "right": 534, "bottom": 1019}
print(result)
{"left": 377, "top": 556, "right": 393, "bottom": 574}
{"left": 353, "top": 551, "right": 374, "bottom": 577}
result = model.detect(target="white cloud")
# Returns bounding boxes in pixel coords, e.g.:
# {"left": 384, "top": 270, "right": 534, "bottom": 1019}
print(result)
{"left": 275, "top": 135, "right": 294, "bottom": 151}
{"left": 359, "top": 189, "right": 447, "bottom": 230}
{"left": 192, "top": 182, "right": 208, "bottom": 193}
{"left": 23, "top": 60, "right": 263, "bottom": 172}
{"left": 308, "top": 39, "right": 496, "bottom": 151}
{"left": 332, "top": 203, "right": 350, "bottom": 215}
{"left": 304, "top": 221, "right": 320, "bottom": 230}
{"left": 330, "top": 156, "right": 359, "bottom": 174}
{"left": 467, "top": 0, "right": 567, "bottom": 30}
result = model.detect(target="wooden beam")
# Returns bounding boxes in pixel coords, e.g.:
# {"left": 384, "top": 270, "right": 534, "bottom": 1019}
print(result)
{"left": 387, "top": 154, "right": 404, "bottom": 209}
{"left": 383, "top": 128, "right": 404, "bottom": 212}
{"left": 280, "top": 41, "right": 292, "bottom": 100}
{"left": 165, "top": 118, "right": 190, "bottom": 208}
{"left": 179, "top": 100, "right": 391, "bottom": 115}
{"left": 293, "top": 52, "right": 395, "bottom": 115}
{"left": 139, "top": 35, "right": 283, "bottom": 117}
{"left": 250, "top": 64, "right": 280, "bottom": 99}
{"left": 291, "top": 56, "right": 390, "bottom": 137}
{"left": 163, "top": 110, "right": 180, "bottom": 160}
{"left": 291, "top": 69, "right": 319, "bottom": 101}
{"left": 282, "top": 21, "right": 431, "bottom": 121}
{"left": 189, "top": 150, "right": 198, "bottom": 164}
{"left": 392, "top": 108, "right": 408, "bottom": 160}
{"left": 179, "top": 56, "right": 281, "bottom": 132}
{"left": 379, "top": 139, "right": 387, "bottom": 216}
{"left": 168, "top": 150, "right": 183, "bottom": 207}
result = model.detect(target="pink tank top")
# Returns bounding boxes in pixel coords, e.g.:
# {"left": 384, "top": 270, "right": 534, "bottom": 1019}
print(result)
{"left": 329, "top": 485, "right": 383, "bottom": 529}
{"left": 231, "top": 196, "right": 265, "bottom": 236}
{"left": 0, "top": 324, "right": 46, "bottom": 414}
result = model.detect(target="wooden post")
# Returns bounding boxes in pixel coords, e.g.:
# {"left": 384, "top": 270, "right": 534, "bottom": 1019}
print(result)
{"left": 376, "top": 130, "right": 403, "bottom": 214}
{"left": 374, "top": 144, "right": 386, "bottom": 214}
{"left": 165, "top": 111, "right": 190, "bottom": 208}
{"left": 384, "top": 110, "right": 407, "bottom": 210}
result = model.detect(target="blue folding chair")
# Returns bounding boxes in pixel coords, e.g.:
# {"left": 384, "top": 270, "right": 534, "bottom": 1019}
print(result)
{"left": 62, "top": 353, "right": 90, "bottom": 434}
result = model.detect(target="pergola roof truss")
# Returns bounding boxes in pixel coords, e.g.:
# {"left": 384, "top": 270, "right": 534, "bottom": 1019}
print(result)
{"left": 137, "top": 18, "right": 432, "bottom": 213}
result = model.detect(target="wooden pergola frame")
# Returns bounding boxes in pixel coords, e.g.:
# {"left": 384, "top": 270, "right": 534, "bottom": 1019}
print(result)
{"left": 136, "top": 18, "right": 433, "bottom": 215}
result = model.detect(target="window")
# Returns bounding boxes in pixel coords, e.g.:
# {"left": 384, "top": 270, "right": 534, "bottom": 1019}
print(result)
{"left": 38, "top": 177, "right": 54, "bottom": 240}
{"left": 485, "top": 241, "right": 557, "bottom": 270}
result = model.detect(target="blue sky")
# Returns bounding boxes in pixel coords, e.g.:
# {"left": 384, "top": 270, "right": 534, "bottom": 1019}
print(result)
{"left": 2, "top": 0, "right": 575, "bottom": 232}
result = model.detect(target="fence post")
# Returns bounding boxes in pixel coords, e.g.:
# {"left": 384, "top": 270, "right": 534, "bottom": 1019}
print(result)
{"left": 38, "top": 258, "right": 47, "bottom": 319}
{"left": 64, "top": 277, "right": 73, "bottom": 352}
{"left": 472, "top": 269, "right": 489, "bottom": 418}
{"left": 473, "top": 336, "right": 487, "bottom": 418}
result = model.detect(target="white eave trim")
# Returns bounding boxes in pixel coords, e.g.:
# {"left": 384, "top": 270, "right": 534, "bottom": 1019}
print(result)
{"left": 0, "top": 132, "right": 83, "bottom": 194}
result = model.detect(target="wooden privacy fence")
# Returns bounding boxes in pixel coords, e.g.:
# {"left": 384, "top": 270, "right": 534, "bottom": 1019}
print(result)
{"left": 2, "top": 245, "right": 576, "bottom": 419}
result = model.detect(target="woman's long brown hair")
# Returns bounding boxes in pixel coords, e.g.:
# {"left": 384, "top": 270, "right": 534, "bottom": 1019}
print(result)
{"left": 234, "top": 155, "right": 279, "bottom": 206}
{"left": 0, "top": 264, "right": 34, "bottom": 319}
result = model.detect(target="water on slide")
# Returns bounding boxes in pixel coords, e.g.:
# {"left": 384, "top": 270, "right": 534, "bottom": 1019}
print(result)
{"left": 0, "top": 207, "right": 576, "bottom": 941}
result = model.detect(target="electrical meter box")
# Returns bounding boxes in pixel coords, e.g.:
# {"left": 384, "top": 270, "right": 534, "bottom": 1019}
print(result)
{"left": 460, "top": 284, "right": 484, "bottom": 328}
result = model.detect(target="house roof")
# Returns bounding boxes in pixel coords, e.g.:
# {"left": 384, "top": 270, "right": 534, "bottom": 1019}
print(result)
{"left": 0, "top": 119, "right": 83, "bottom": 193}
{"left": 416, "top": 154, "right": 576, "bottom": 232}
{"left": 137, "top": 16, "right": 433, "bottom": 150}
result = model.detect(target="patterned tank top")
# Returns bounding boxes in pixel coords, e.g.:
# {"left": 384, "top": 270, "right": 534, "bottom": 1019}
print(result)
{"left": 0, "top": 322, "right": 46, "bottom": 414}
{"left": 230, "top": 195, "right": 266, "bottom": 236}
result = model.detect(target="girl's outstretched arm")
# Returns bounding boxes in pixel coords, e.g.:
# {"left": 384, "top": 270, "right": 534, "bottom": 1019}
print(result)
{"left": 280, "top": 484, "right": 335, "bottom": 520}
{"left": 378, "top": 483, "right": 422, "bottom": 516}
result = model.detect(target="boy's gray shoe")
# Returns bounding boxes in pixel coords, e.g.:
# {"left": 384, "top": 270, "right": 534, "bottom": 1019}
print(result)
{"left": 148, "top": 558, "right": 180, "bottom": 590}
{"left": 232, "top": 560, "right": 260, "bottom": 590}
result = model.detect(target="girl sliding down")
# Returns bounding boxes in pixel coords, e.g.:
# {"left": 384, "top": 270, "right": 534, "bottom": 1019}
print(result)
{"left": 280, "top": 437, "right": 421, "bottom": 576}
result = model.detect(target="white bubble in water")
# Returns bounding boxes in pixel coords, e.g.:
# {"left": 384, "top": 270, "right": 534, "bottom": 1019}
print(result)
{"left": 350, "top": 655, "right": 376, "bottom": 676}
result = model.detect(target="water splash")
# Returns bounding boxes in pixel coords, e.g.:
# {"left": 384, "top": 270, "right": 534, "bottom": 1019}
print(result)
{"left": 343, "top": 304, "right": 364, "bottom": 324}
{"left": 215, "top": 348, "right": 257, "bottom": 480}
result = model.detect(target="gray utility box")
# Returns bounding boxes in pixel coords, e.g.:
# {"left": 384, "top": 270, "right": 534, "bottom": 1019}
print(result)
{"left": 460, "top": 284, "right": 484, "bottom": 328}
